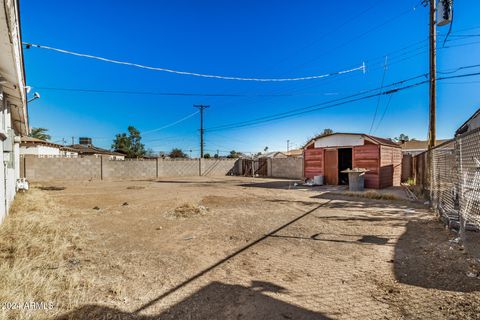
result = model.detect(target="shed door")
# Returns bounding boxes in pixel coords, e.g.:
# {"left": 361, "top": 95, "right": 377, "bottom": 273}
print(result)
{"left": 324, "top": 149, "right": 338, "bottom": 185}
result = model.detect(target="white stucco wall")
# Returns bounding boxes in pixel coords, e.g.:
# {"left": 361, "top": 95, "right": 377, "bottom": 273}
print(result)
{"left": 314, "top": 134, "right": 365, "bottom": 148}
{"left": 0, "top": 96, "right": 19, "bottom": 223}
{"left": 20, "top": 145, "right": 61, "bottom": 156}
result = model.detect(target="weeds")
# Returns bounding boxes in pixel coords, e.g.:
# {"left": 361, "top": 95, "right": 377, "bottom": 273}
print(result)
{"left": 0, "top": 189, "right": 88, "bottom": 320}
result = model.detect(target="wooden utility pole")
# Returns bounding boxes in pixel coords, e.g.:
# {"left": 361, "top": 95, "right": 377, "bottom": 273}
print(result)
{"left": 194, "top": 105, "right": 209, "bottom": 176}
{"left": 428, "top": 0, "right": 436, "bottom": 150}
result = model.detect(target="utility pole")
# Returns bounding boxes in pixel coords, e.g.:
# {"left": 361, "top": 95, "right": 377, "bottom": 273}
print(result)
{"left": 71, "top": 136, "right": 75, "bottom": 145}
{"left": 287, "top": 140, "right": 290, "bottom": 152}
{"left": 428, "top": 0, "right": 437, "bottom": 150}
{"left": 194, "top": 105, "right": 209, "bottom": 176}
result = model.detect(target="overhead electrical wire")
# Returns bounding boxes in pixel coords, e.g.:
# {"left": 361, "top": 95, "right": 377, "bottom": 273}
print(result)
{"left": 207, "top": 73, "right": 429, "bottom": 131}
{"left": 214, "top": 0, "right": 423, "bottom": 110}
{"left": 142, "top": 111, "right": 199, "bottom": 135}
{"left": 373, "top": 93, "right": 395, "bottom": 133}
{"left": 206, "top": 70, "right": 480, "bottom": 132}
{"left": 22, "top": 42, "right": 365, "bottom": 82}
{"left": 29, "top": 86, "right": 352, "bottom": 98}
{"left": 368, "top": 56, "right": 388, "bottom": 134}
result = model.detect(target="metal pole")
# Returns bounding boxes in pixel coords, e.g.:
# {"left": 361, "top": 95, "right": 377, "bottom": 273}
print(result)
{"left": 287, "top": 140, "right": 290, "bottom": 152}
{"left": 428, "top": 0, "right": 437, "bottom": 150}
{"left": 425, "top": 0, "right": 437, "bottom": 205}
{"left": 194, "top": 105, "right": 209, "bottom": 176}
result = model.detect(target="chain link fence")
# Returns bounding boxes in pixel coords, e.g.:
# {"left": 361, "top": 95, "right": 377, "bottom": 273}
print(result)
{"left": 414, "top": 127, "right": 480, "bottom": 240}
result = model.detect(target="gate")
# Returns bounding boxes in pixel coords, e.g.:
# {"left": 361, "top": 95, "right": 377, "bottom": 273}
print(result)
{"left": 242, "top": 158, "right": 268, "bottom": 177}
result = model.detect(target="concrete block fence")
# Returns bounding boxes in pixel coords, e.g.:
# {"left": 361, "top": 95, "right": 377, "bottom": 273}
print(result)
{"left": 21, "top": 156, "right": 241, "bottom": 181}
{"left": 20, "top": 156, "right": 303, "bottom": 182}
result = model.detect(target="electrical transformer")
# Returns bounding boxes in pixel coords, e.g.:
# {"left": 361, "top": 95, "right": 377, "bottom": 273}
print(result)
{"left": 437, "top": 0, "right": 453, "bottom": 26}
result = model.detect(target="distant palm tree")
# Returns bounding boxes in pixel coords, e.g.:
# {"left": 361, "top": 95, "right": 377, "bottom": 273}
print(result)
{"left": 29, "top": 127, "right": 51, "bottom": 141}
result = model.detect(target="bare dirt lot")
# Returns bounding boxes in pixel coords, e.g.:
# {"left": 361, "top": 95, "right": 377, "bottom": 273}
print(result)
{"left": 1, "top": 176, "right": 480, "bottom": 320}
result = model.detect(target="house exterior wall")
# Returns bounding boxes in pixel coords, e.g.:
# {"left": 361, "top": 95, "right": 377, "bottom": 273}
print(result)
{"left": 0, "top": 98, "right": 20, "bottom": 223}
{"left": 20, "top": 145, "right": 61, "bottom": 156}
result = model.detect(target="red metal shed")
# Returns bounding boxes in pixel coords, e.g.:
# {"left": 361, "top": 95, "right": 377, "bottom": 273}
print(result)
{"left": 304, "top": 133, "right": 401, "bottom": 189}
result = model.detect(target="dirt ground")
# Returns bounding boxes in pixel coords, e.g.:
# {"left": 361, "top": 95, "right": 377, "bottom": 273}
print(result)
{"left": 3, "top": 176, "right": 480, "bottom": 319}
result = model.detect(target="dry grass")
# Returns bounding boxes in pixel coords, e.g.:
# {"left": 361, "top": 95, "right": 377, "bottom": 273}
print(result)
{"left": 171, "top": 203, "right": 209, "bottom": 218}
{"left": 337, "top": 191, "right": 400, "bottom": 201}
{"left": 0, "top": 188, "right": 88, "bottom": 320}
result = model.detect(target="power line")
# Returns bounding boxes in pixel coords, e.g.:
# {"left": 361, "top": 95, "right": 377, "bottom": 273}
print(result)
{"left": 142, "top": 111, "right": 199, "bottom": 135}
{"left": 206, "top": 70, "right": 480, "bottom": 132}
{"left": 28, "top": 86, "right": 353, "bottom": 97}
{"left": 207, "top": 73, "right": 429, "bottom": 131}
{"left": 369, "top": 56, "right": 388, "bottom": 134}
{"left": 207, "top": 63, "right": 480, "bottom": 131}
{"left": 23, "top": 42, "right": 365, "bottom": 82}
{"left": 373, "top": 93, "right": 395, "bottom": 133}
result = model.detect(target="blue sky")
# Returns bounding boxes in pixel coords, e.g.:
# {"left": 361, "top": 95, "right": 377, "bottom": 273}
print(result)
{"left": 21, "top": 0, "right": 480, "bottom": 156}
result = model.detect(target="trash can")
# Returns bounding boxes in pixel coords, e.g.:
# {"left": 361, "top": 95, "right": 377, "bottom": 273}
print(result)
{"left": 341, "top": 168, "right": 368, "bottom": 192}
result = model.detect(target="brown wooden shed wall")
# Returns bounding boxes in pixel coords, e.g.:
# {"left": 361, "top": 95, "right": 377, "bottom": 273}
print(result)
{"left": 304, "top": 147, "right": 324, "bottom": 179}
{"left": 379, "top": 146, "right": 402, "bottom": 188}
{"left": 303, "top": 141, "right": 401, "bottom": 189}
{"left": 352, "top": 144, "right": 380, "bottom": 189}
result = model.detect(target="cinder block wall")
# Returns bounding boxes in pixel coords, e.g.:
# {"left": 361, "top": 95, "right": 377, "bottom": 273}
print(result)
{"left": 103, "top": 159, "right": 156, "bottom": 180}
{"left": 270, "top": 158, "right": 303, "bottom": 179}
{"left": 23, "top": 156, "right": 102, "bottom": 181}
{"left": 159, "top": 159, "right": 199, "bottom": 176}
{"left": 21, "top": 156, "right": 240, "bottom": 181}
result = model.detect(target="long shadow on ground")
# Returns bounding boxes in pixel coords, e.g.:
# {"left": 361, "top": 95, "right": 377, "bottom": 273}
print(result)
{"left": 55, "top": 201, "right": 332, "bottom": 320}
{"left": 315, "top": 192, "right": 480, "bottom": 293}
{"left": 394, "top": 219, "right": 480, "bottom": 292}
{"left": 55, "top": 281, "right": 330, "bottom": 320}
{"left": 238, "top": 180, "right": 329, "bottom": 191}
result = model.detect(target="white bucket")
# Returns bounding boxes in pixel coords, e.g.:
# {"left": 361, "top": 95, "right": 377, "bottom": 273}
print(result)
{"left": 313, "top": 175, "right": 324, "bottom": 186}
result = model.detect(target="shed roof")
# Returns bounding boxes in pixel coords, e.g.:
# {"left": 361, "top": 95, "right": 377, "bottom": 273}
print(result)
{"left": 304, "top": 132, "right": 400, "bottom": 149}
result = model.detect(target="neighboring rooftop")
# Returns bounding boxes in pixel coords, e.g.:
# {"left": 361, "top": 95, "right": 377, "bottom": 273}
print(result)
{"left": 69, "top": 144, "right": 125, "bottom": 156}
{"left": 400, "top": 139, "right": 450, "bottom": 151}
{"left": 21, "top": 136, "right": 77, "bottom": 152}
{"left": 455, "top": 107, "right": 480, "bottom": 136}
{"left": 285, "top": 148, "right": 303, "bottom": 157}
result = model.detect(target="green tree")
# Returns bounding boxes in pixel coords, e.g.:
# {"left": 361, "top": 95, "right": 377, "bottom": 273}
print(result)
{"left": 320, "top": 128, "right": 333, "bottom": 136}
{"left": 393, "top": 133, "right": 410, "bottom": 142}
{"left": 145, "top": 148, "right": 157, "bottom": 157}
{"left": 112, "top": 126, "right": 146, "bottom": 158}
{"left": 169, "top": 148, "right": 188, "bottom": 158}
{"left": 303, "top": 128, "right": 334, "bottom": 147}
{"left": 29, "top": 127, "right": 51, "bottom": 141}
{"left": 203, "top": 153, "right": 211, "bottom": 159}
{"left": 227, "top": 150, "right": 240, "bottom": 158}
